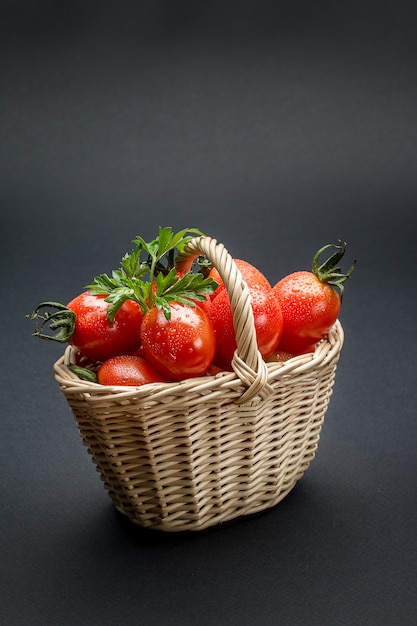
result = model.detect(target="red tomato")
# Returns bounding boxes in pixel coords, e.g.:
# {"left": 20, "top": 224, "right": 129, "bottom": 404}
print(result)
{"left": 205, "top": 362, "right": 224, "bottom": 376}
{"left": 208, "top": 285, "right": 283, "bottom": 370}
{"left": 208, "top": 259, "right": 271, "bottom": 300}
{"left": 272, "top": 271, "right": 341, "bottom": 354}
{"left": 67, "top": 292, "right": 143, "bottom": 362}
{"left": 97, "top": 355, "right": 168, "bottom": 386}
{"left": 140, "top": 302, "right": 216, "bottom": 381}
{"left": 265, "top": 350, "right": 294, "bottom": 363}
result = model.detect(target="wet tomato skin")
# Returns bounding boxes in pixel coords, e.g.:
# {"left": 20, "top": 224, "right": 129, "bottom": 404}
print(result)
{"left": 140, "top": 302, "right": 216, "bottom": 381}
{"left": 208, "top": 259, "right": 271, "bottom": 300}
{"left": 67, "top": 292, "right": 143, "bottom": 362}
{"left": 208, "top": 285, "right": 283, "bottom": 370}
{"left": 97, "top": 355, "right": 169, "bottom": 386}
{"left": 272, "top": 271, "right": 341, "bottom": 354}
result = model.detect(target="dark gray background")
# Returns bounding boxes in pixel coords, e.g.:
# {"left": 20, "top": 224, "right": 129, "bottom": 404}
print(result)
{"left": 1, "top": 2, "right": 416, "bottom": 625}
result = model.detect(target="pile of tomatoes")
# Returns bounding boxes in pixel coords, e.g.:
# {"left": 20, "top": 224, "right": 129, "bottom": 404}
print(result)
{"left": 28, "top": 229, "right": 355, "bottom": 387}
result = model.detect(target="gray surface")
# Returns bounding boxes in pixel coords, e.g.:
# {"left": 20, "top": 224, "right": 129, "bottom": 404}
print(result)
{"left": 1, "top": 2, "right": 416, "bottom": 625}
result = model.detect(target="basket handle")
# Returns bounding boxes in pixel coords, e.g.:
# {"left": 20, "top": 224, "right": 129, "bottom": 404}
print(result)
{"left": 176, "top": 236, "right": 273, "bottom": 403}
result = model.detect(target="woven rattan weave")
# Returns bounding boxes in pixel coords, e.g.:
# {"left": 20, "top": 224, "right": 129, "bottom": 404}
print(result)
{"left": 53, "top": 236, "right": 344, "bottom": 531}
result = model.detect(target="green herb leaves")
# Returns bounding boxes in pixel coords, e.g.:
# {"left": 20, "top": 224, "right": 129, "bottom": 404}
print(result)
{"left": 86, "top": 227, "right": 217, "bottom": 321}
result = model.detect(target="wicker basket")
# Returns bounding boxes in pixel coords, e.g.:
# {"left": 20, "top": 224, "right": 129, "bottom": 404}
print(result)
{"left": 53, "top": 236, "right": 344, "bottom": 532}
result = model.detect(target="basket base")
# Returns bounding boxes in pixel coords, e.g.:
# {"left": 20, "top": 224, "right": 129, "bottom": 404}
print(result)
{"left": 54, "top": 321, "right": 343, "bottom": 534}
{"left": 112, "top": 478, "right": 299, "bottom": 532}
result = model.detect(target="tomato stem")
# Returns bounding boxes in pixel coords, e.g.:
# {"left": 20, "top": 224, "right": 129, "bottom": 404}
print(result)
{"left": 312, "top": 241, "right": 356, "bottom": 298}
{"left": 26, "top": 301, "right": 76, "bottom": 342}
{"left": 147, "top": 253, "right": 160, "bottom": 310}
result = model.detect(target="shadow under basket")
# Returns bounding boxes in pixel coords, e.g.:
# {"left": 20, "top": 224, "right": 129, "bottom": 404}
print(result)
{"left": 53, "top": 236, "right": 344, "bottom": 532}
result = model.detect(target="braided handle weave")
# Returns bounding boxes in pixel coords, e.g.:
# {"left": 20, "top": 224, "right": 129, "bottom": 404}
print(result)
{"left": 176, "top": 236, "right": 273, "bottom": 403}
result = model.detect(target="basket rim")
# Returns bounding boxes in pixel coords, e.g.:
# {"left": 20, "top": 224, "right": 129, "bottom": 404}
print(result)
{"left": 53, "top": 319, "right": 343, "bottom": 400}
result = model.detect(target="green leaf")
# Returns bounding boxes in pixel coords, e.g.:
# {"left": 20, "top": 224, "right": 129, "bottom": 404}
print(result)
{"left": 155, "top": 267, "right": 178, "bottom": 292}
{"left": 67, "top": 364, "right": 98, "bottom": 383}
{"left": 103, "top": 287, "right": 137, "bottom": 323}
{"left": 86, "top": 273, "right": 118, "bottom": 294}
{"left": 133, "top": 227, "right": 203, "bottom": 263}
{"left": 152, "top": 271, "right": 218, "bottom": 319}
{"left": 156, "top": 226, "right": 174, "bottom": 257}
{"left": 86, "top": 227, "right": 213, "bottom": 321}
{"left": 154, "top": 295, "right": 173, "bottom": 320}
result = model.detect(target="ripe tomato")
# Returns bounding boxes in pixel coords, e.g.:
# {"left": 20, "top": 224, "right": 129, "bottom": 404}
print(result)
{"left": 266, "top": 350, "right": 294, "bottom": 362}
{"left": 272, "top": 272, "right": 341, "bottom": 354}
{"left": 208, "top": 285, "right": 283, "bottom": 370}
{"left": 140, "top": 302, "right": 216, "bottom": 380}
{"left": 208, "top": 259, "right": 271, "bottom": 300}
{"left": 67, "top": 292, "right": 143, "bottom": 362}
{"left": 97, "top": 355, "right": 169, "bottom": 386}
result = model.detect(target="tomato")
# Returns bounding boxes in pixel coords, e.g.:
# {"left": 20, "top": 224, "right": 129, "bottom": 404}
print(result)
{"left": 266, "top": 350, "right": 294, "bottom": 363}
{"left": 205, "top": 362, "right": 224, "bottom": 376}
{"left": 97, "top": 355, "right": 168, "bottom": 386}
{"left": 208, "top": 259, "right": 271, "bottom": 300}
{"left": 140, "top": 302, "right": 216, "bottom": 380}
{"left": 67, "top": 292, "right": 143, "bottom": 362}
{"left": 272, "top": 242, "right": 356, "bottom": 355}
{"left": 272, "top": 272, "right": 341, "bottom": 354}
{"left": 207, "top": 285, "right": 283, "bottom": 370}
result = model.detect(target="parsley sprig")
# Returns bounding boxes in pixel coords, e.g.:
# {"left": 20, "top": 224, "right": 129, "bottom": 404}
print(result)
{"left": 86, "top": 227, "right": 217, "bottom": 321}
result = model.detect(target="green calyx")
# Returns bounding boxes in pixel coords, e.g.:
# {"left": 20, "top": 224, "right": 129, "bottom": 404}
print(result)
{"left": 26, "top": 301, "right": 76, "bottom": 342}
{"left": 312, "top": 241, "right": 356, "bottom": 298}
